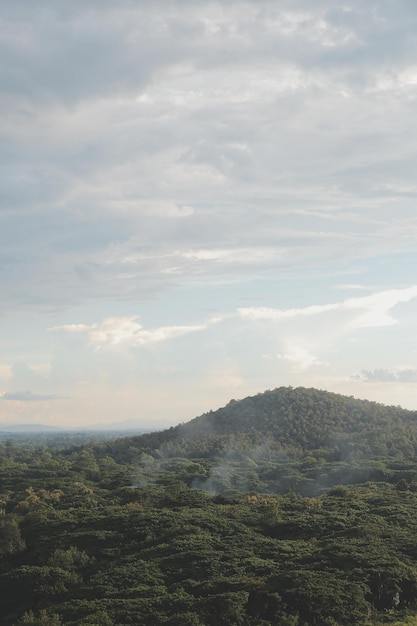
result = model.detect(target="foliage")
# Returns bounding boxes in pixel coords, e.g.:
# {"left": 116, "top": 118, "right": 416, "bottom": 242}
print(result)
{"left": 2, "top": 387, "right": 417, "bottom": 624}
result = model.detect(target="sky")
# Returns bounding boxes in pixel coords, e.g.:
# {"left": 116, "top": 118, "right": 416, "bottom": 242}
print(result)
{"left": 1, "top": 0, "right": 417, "bottom": 428}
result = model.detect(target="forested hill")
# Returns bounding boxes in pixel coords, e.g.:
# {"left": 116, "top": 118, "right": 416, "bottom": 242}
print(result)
{"left": 103, "top": 386, "right": 417, "bottom": 462}
{"left": 181, "top": 386, "right": 416, "bottom": 449}
{"left": 5, "top": 389, "right": 417, "bottom": 624}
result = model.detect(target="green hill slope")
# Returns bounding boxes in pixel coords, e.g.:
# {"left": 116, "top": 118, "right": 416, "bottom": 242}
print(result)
{"left": 181, "top": 386, "right": 417, "bottom": 450}
{"left": 105, "top": 387, "right": 417, "bottom": 463}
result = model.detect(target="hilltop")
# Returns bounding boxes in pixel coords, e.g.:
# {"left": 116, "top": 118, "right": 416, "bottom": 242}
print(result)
{"left": 103, "top": 386, "right": 417, "bottom": 463}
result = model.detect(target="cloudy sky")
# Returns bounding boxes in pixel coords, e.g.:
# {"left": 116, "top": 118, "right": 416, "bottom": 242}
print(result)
{"left": 1, "top": 0, "right": 417, "bottom": 428}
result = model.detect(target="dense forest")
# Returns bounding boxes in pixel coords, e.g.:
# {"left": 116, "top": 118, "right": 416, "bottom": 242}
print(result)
{"left": 3, "top": 387, "right": 417, "bottom": 624}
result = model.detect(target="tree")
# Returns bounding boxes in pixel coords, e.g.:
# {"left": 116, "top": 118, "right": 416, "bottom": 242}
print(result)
{"left": 14, "top": 609, "right": 62, "bottom": 626}
{"left": 0, "top": 516, "right": 25, "bottom": 558}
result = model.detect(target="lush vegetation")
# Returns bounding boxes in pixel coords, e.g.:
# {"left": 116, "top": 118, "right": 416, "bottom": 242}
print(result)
{"left": 3, "top": 387, "right": 417, "bottom": 625}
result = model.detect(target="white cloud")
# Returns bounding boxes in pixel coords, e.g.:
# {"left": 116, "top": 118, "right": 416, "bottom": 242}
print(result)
{"left": 238, "top": 303, "right": 338, "bottom": 321}
{"left": 89, "top": 317, "right": 143, "bottom": 347}
{"left": 52, "top": 323, "right": 90, "bottom": 333}
{"left": 274, "top": 346, "right": 328, "bottom": 372}
{"left": 238, "top": 286, "right": 417, "bottom": 329}
{"left": 345, "top": 287, "right": 417, "bottom": 328}
{"left": 180, "top": 247, "right": 285, "bottom": 264}
{"left": 335, "top": 284, "right": 368, "bottom": 290}
{"left": 50, "top": 315, "right": 221, "bottom": 350}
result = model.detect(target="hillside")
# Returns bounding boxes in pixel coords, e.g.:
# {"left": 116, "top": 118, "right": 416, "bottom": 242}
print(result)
{"left": 3, "top": 388, "right": 417, "bottom": 624}
{"left": 181, "top": 386, "right": 417, "bottom": 450}
{"left": 103, "top": 386, "right": 417, "bottom": 463}
{"left": 79, "top": 386, "right": 417, "bottom": 498}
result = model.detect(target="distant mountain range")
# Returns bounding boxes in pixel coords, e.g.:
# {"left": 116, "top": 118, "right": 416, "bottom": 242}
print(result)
{"left": 0, "top": 421, "right": 150, "bottom": 433}
{"left": 0, "top": 423, "right": 63, "bottom": 433}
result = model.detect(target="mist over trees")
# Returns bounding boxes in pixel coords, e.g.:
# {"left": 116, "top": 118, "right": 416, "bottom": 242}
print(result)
{"left": 2, "top": 387, "right": 417, "bottom": 624}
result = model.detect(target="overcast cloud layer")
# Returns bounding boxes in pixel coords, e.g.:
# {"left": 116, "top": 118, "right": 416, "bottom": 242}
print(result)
{"left": 1, "top": 0, "right": 417, "bottom": 427}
